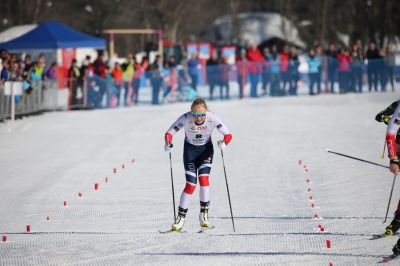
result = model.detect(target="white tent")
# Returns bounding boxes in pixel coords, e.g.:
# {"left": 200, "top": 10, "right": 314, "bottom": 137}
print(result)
{"left": 208, "top": 12, "right": 306, "bottom": 48}
{"left": 0, "top": 24, "right": 37, "bottom": 43}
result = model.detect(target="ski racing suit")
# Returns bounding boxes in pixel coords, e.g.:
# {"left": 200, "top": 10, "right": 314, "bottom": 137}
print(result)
{"left": 165, "top": 111, "right": 232, "bottom": 210}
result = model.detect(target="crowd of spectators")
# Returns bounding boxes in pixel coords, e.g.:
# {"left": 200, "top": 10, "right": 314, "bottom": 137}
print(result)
{"left": 0, "top": 40, "right": 398, "bottom": 109}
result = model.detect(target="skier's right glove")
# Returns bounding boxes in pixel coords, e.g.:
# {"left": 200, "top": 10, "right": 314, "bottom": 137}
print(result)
{"left": 390, "top": 159, "right": 400, "bottom": 166}
{"left": 164, "top": 143, "right": 173, "bottom": 152}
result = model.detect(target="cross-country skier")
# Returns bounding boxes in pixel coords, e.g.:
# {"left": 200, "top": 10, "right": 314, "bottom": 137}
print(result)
{"left": 385, "top": 102, "right": 400, "bottom": 256}
{"left": 376, "top": 101, "right": 400, "bottom": 237}
{"left": 164, "top": 98, "right": 232, "bottom": 231}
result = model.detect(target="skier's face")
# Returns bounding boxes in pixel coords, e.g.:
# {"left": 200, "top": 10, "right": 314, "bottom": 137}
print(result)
{"left": 191, "top": 105, "right": 207, "bottom": 124}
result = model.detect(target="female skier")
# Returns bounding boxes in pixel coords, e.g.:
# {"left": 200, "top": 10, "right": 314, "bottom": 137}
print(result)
{"left": 164, "top": 98, "right": 232, "bottom": 231}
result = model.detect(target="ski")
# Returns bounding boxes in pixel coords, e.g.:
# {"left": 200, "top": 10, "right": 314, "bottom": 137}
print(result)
{"left": 370, "top": 234, "right": 387, "bottom": 240}
{"left": 158, "top": 229, "right": 186, "bottom": 234}
{"left": 370, "top": 233, "right": 399, "bottom": 240}
{"left": 198, "top": 225, "right": 216, "bottom": 233}
{"left": 379, "top": 254, "right": 400, "bottom": 263}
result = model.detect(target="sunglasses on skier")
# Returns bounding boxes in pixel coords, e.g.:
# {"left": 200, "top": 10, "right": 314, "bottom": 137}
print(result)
{"left": 191, "top": 111, "right": 206, "bottom": 117}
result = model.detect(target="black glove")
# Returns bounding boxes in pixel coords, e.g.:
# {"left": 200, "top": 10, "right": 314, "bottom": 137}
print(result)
{"left": 375, "top": 113, "right": 384, "bottom": 122}
{"left": 390, "top": 159, "right": 400, "bottom": 165}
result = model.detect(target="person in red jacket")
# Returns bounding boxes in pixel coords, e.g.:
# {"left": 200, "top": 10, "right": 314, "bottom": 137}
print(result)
{"left": 280, "top": 45, "right": 290, "bottom": 95}
{"left": 337, "top": 48, "right": 352, "bottom": 93}
{"left": 246, "top": 44, "right": 263, "bottom": 98}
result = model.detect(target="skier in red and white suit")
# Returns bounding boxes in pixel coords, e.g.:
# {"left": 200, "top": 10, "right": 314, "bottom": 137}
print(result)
{"left": 164, "top": 98, "right": 232, "bottom": 231}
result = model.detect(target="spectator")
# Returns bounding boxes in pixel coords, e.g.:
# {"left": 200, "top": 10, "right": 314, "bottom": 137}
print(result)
{"left": 307, "top": 49, "right": 321, "bottom": 95}
{"left": 45, "top": 62, "right": 57, "bottom": 80}
{"left": 131, "top": 58, "right": 143, "bottom": 105}
{"left": 236, "top": 49, "right": 248, "bottom": 99}
{"left": 121, "top": 53, "right": 135, "bottom": 106}
{"left": 219, "top": 56, "right": 230, "bottom": 100}
{"left": 315, "top": 45, "right": 323, "bottom": 93}
{"left": 111, "top": 62, "right": 124, "bottom": 107}
{"left": 246, "top": 44, "right": 263, "bottom": 97}
{"left": 68, "top": 59, "right": 82, "bottom": 107}
{"left": 366, "top": 41, "right": 380, "bottom": 92}
{"left": 377, "top": 48, "right": 387, "bottom": 91}
{"left": 30, "top": 59, "right": 45, "bottom": 81}
{"left": 0, "top": 60, "right": 10, "bottom": 84}
{"left": 350, "top": 43, "right": 364, "bottom": 93}
{"left": 9, "top": 61, "right": 23, "bottom": 81}
{"left": 187, "top": 52, "right": 200, "bottom": 91}
{"left": 280, "top": 45, "right": 290, "bottom": 94}
{"left": 288, "top": 47, "right": 300, "bottom": 96}
{"left": 261, "top": 48, "right": 272, "bottom": 96}
{"left": 148, "top": 55, "right": 162, "bottom": 105}
{"left": 206, "top": 50, "right": 220, "bottom": 101}
{"left": 45, "top": 62, "right": 58, "bottom": 92}
{"left": 337, "top": 47, "right": 352, "bottom": 93}
{"left": 385, "top": 46, "right": 396, "bottom": 92}
{"left": 269, "top": 49, "right": 281, "bottom": 96}
{"left": 161, "top": 61, "right": 175, "bottom": 104}
{"left": 325, "top": 42, "right": 338, "bottom": 93}
{"left": 93, "top": 52, "right": 107, "bottom": 108}
{"left": 22, "top": 55, "right": 32, "bottom": 80}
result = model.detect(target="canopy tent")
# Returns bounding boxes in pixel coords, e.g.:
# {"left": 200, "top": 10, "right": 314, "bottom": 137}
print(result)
{"left": 0, "top": 21, "right": 105, "bottom": 50}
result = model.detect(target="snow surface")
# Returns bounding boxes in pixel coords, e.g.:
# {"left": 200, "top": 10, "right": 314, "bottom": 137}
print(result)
{"left": 0, "top": 92, "right": 399, "bottom": 265}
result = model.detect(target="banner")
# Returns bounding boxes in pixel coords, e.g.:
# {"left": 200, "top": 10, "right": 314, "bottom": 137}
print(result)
{"left": 221, "top": 46, "right": 236, "bottom": 65}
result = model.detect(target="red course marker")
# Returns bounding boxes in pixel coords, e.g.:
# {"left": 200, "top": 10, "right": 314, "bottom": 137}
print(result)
{"left": 113, "top": 168, "right": 117, "bottom": 174}
{"left": 78, "top": 192, "right": 82, "bottom": 197}
{"left": 64, "top": 201, "right": 67, "bottom": 207}
{"left": 122, "top": 164, "right": 125, "bottom": 169}
{"left": 326, "top": 239, "right": 331, "bottom": 249}
{"left": 307, "top": 188, "right": 311, "bottom": 192}
{"left": 2, "top": 235, "right": 7, "bottom": 242}
{"left": 105, "top": 177, "right": 108, "bottom": 183}
{"left": 26, "top": 225, "right": 31, "bottom": 232}
{"left": 131, "top": 159, "right": 135, "bottom": 164}
{"left": 46, "top": 217, "right": 49, "bottom": 221}
{"left": 94, "top": 183, "right": 99, "bottom": 190}
{"left": 311, "top": 203, "right": 315, "bottom": 208}
{"left": 298, "top": 160, "right": 302, "bottom": 165}
{"left": 309, "top": 196, "right": 313, "bottom": 200}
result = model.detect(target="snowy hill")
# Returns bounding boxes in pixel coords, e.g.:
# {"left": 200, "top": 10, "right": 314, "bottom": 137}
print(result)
{"left": 0, "top": 92, "right": 399, "bottom": 265}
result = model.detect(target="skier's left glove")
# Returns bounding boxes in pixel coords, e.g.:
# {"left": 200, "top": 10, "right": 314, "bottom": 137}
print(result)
{"left": 217, "top": 140, "right": 227, "bottom": 150}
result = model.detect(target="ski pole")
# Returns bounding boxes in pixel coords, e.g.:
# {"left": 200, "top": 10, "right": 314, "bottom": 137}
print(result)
{"left": 380, "top": 139, "right": 387, "bottom": 160}
{"left": 168, "top": 150, "right": 176, "bottom": 221}
{"left": 220, "top": 149, "right": 236, "bottom": 232}
{"left": 384, "top": 175, "right": 397, "bottom": 223}
{"left": 326, "top": 149, "right": 389, "bottom": 169}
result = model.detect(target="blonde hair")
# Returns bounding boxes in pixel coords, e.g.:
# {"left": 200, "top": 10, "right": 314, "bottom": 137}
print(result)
{"left": 191, "top": 98, "right": 208, "bottom": 111}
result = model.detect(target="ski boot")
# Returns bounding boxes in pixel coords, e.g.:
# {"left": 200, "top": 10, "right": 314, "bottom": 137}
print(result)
{"left": 385, "top": 214, "right": 400, "bottom": 236}
{"left": 393, "top": 238, "right": 400, "bottom": 256}
{"left": 172, "top": 207, "right": 187, "bottom": 232}
{"left": 199, "top": 205, "right": 210, "bottom": 228}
